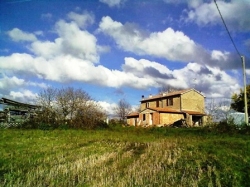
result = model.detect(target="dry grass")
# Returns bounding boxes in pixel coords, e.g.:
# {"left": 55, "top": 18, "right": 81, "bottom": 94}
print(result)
{"left": 0, "top": 128, "right": 249, "bottom": 186}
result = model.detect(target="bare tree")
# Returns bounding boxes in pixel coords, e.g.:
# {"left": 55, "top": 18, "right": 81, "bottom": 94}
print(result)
{"left": 206, "top": 97, "right": 232, "bottom": 123}
{"left": 74, "top": 100, "right": 106, "bottom": 129}
{"left": 37, "top": 87, "right": 57, "bottom": 108}
{"left": 158, "top": 85, "right": 182, "bottom": 94}
{"left": 114, "top": 99, "right": 131, "bottom": 123}
{"left": 36, "top": 87, "right": 58, "bottom": 125}
{"left": 36, "top": 87, "right": 106, "bottom": 129}
{"left": 56, "top": 87, "right": 91, "bottom": 122}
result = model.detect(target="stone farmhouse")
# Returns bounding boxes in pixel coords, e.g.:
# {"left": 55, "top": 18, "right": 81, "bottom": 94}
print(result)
{"left": 126, "top": 88, "right": 206, "bottom": 127}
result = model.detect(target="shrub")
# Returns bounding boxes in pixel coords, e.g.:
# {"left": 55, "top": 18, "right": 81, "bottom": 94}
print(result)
{"left": 209, "top": 119, "right": 250, "bottom": 134}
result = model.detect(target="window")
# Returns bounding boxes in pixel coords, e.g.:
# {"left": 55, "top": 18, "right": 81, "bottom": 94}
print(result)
{"left": 143, "top": 114, "right": 146, "bottom": 121}
{"left": 146, "top": 102, "right": 149, "bottom": 108}
{"left": 167, "top": 98, "right": 173, "bottom": 106}
{"left": 156, "top": 100, "right": 159, "bottom": 107}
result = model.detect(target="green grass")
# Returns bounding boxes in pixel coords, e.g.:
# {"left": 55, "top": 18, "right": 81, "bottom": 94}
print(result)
{"left": 0, "top": 127, "right": 250, "bottom": 186}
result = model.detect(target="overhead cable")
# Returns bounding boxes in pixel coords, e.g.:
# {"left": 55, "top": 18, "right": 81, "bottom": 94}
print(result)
{"left": 213, "top": 0, "right": 241, "bottom": 57}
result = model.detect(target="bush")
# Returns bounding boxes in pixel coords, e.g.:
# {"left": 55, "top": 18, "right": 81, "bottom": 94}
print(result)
{"left": 20, "top": 120, "right": 39, "bottom": 129}
{"left": 210, "top": 120, "right": 250, "bottom": 134}
{"left": 238, "top": 124, "right": 250, "bottom": 134}
{"left": 215, "top": 120, "right": 238, "bottom": 133}
{"left": 94, "top": 120, "right": 109, "bottom": 129}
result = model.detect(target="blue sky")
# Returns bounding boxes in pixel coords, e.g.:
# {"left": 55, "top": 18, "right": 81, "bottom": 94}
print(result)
{"left": 0, "top": 0, "right": 250, "bottom": 114}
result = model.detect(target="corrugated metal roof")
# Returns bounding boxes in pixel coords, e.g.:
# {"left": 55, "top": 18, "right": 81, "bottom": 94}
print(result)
{"left": 1, "top": 97, "right": 39, "bottom": 109}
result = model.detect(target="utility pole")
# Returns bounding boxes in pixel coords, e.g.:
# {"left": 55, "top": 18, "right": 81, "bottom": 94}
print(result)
{"left": 241, "top": 56, "right": 248, "bottom": 125}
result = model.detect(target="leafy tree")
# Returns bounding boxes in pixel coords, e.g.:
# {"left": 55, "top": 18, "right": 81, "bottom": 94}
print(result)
{"left": 231, "top": 85, "right": 250, "bottom": 114}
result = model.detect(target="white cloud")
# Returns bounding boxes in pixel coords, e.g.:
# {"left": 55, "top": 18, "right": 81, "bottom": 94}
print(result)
{"left": 34, "top": 31, "right": 43, "bottom": 36}
{"left": 186, "top": 0, "right": 250, "bottom": 32}
{"left": 67, "top": 11, "right": 95, "bottom": 29}
{"left": 41, "top": 13, "right": 52, "bottom": 20}
{"left": 30, "top": 19, "right": 100, "bottom": 62}
{"left": 172, "top": 62, "right": 241, "bottom": 98}
{"left": 0, "top": 76, "right": 25, "bottom": 90}
{"left": 9, "top": 90, "right": 38, "bottom": 103}
{"left": 0, "top": 51, "right": 241, "bottom": 100}
{"left": 97, "top": 100, "right": 138, "bottom": 117}
{"left": 7, "top": 28, "right": 37, "bottom": 42}
{"left": 0, "top": 54, "right": 156, "bottom": 89}
{"left": 1, "top": 11, "right": 243, "bottom": 103}
{"left": 99, "top": 16, "right": 200, "bottom": 62}
{"left": 211, "top": 50, "right": 229, "bottom": 61}
{"left": 0, "top": 75, "right": 48, "bottom": 98}
{"left": 99, "top": 0, "right": 125, "bottom": 7}
{"left": 123, "top": 57, "right": 173, "bottom": 80}
{"left": 164, "top": 0, "right": 203, "bottom": 8}
{"left": 97, "top": 101, "right": 117, "bottom": 115}
{"left": 30, "top": 40, "right": 62, "bottom": 59}
{"left": 55, "top": 20, "right": 100, "bottom": 62}
{"left": 98, "top": 16, "right": 239, "bottom": 69}
{"left": 123, "top": 57, "right": 241, "bottom": 98}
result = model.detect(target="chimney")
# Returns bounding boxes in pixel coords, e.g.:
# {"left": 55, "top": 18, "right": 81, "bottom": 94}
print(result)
{"left": 149, "top": 94, "right": 152, "bottom": 98}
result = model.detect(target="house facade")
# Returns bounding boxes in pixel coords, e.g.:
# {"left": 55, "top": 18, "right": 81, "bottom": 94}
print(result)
{"left": 126, "top": 89, "right": 206, "bottom": 127}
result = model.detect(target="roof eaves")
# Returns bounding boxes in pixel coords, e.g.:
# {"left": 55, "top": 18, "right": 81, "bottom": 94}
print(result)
{"left": 126, "top": 112, "right": 139, "bottom": 117}
{"left": 182, "top": 110, "right": 206, "bottom": 116}
{"left": 141, "top": 89, "right": 195, "bottom": 102}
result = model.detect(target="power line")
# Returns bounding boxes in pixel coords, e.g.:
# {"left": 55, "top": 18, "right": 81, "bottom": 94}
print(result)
{"left": 213, "top": 0, "right": 241, "bottom": 57}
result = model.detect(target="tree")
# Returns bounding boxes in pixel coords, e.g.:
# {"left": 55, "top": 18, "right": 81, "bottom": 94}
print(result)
{"left": 206, "top": 97, "right": 231, "bottom": 123}
{"left": 36, "top": 87, "right": 58, "bottom": 125}
{"left": 73, "top": 100, "right": 106, "bottom": 129}
{"left": 158, "top": 85, "right": 182, "bottom": 94}
{"left": 56, "top": 87, "right": 91, "bottom": 122}
{"left": 35, "top": 87, "right": 106, "bottom": 129}
{"left": 114, "top": 99, "right": 131, "bottom": 123}
{"left": 231, "top": 85, "right": 250, "bottom": 114}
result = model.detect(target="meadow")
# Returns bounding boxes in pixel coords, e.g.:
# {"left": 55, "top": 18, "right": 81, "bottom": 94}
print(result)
{"left": 0, "top": 126, "right": 250, "bottom": 187}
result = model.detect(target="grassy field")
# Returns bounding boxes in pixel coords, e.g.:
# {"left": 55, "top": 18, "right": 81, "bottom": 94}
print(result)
{"left": 0, "top": 126, "right": 250, "bottom": 187}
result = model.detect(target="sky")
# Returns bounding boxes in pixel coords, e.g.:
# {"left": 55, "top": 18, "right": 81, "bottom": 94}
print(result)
{"left": 0, "top": 0, "right": 250, "bottom": 115}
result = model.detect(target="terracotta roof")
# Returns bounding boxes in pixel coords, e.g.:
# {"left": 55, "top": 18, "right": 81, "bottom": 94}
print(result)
{"left": 126, "top": 112, "right": 139, "bottom": 117}
{"left": 141, "top": 88, "right": 204, "bottom": 102}
{"left": 142, "top": 107, "right": 206, "bottom": 116}
{"left": 145, "top": 107, "right": 182, "bottom": 113}
{"left": 182, "top": 110, "right": 206, "bottom": 116}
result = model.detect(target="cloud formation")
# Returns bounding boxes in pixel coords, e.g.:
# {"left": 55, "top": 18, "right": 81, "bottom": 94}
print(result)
{"left": 7, "top": 28, "right": 37, "bottom": 42}
{"left": 99, "top": 0, "right": 125, "bottom": 7}
{"left": 0, "top": 9, "right": 244, "bottom": 103}
{"left": 186, "top": 0, "right": 250, "bottom": 32}
{"left": 67, "top": 11, "right": 95, "bottom": 29}
{"left": 98, "top": 16, "right": 240, "bottom": 70}
{"left": 30, "top": 19, "right": 100, "bottom": 62}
